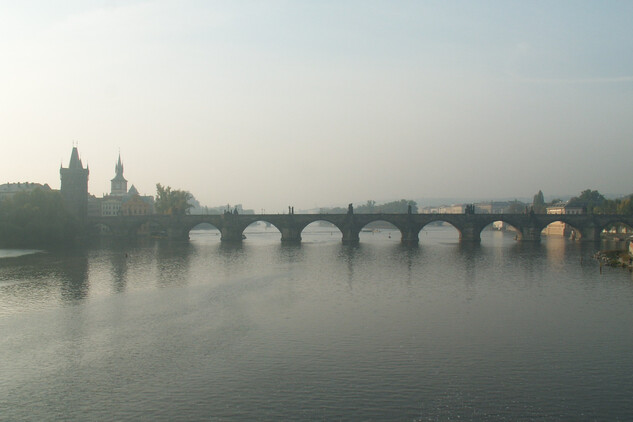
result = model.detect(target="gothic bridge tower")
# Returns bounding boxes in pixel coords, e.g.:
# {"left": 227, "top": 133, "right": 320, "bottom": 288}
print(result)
{"left": 110, "top": 153, "right": 127, "bottom": 195}
{"left": 60, "top": 146, "right": 89, "bottom": 222}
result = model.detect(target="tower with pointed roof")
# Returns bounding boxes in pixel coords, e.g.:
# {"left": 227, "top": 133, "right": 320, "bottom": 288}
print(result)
{"left": 110, "top": 154, "right": 128, "bottom": 195}
{"left": 60, "top": 146, "right": 89, "bottom": 221}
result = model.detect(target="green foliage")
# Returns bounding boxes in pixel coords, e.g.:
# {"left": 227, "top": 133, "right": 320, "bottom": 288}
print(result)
{"left": 569, "top": 189, "right": 606, "bottom": 213}
{"left": 565, "top": 189, "right": 633, "bottom": 215}
{"left": 532, "top": 190, "right": 546, "bottom": 213}
{"left": 616, "top": 196, "right": 633, "bottom": 215}
{"left": 0, "top": 188, "right": 79, "bottom": 247}
{"left": 350, "top": 199, "right": 418, "bottom": 214}
{"left": 593, "top": 193, "right": 633, "bottom": 215}
{"left": 155, "top": 183, "right": 193, "bottom": 216}
{"left": 577, "top": 189, "right": 606, "bottom": 203}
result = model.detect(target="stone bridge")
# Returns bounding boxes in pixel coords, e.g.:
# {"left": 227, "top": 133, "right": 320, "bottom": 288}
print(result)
{"left": 87, "top": 213, "right": 633, "bottom": 245}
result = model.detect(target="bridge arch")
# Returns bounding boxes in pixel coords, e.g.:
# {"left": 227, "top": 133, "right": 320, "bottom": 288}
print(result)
{"left": 299, "top": 220, "right": 344, "bottom": 243}
{"left": 597, "top": 219, "right": 633, "bottom": 241}
{"left": 540, "top": 218, "right": 583, "bottom": 241}
{"left": 235, "top": 219, "right": 283, "bottom": 242}
{"left": 187, "top": 222, "right": 221, "bottom": 241}
{"left": 358, "top": 218, "right": 404, "bottom": 240}
{"left": 480, "top": 219, "right": 523, "bottom": 241}
{"left": 419, "top": 219, "right": 462, "bottom": 243}
{"left": 238, "top": 219, "right": 282, "bottom": 233}
{"left": 297, "top": 218, "right": 343, "bottom": 234}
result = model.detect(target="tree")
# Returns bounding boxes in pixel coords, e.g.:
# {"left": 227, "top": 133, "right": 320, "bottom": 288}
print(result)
{"left": 569, "top": 189, "right": 606, "bottom": 214}
{"left": 155, "top": 184, "right": 193, "bottom": 216}
{"left": 0, "top": 188, "right": 79, "bottom": 247}
{"left": 532, "top": 190, "right": 546, "bottom": 214}
{"left": 594, "top": 194, "right": 633, "bottom": 215}
{"left": 616, "top": 195, "right": 633, "bottom": 215}
{"left": 578, "top": 189, "right": 606, "bottom": 203}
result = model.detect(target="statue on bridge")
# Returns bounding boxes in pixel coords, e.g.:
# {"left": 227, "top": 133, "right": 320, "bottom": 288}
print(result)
{"left": 348, "top": 203, "right": 353, "bottom": 215}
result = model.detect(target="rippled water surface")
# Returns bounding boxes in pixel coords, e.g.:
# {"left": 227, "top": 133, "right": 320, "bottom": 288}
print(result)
{"left": 2, "top": 227, "right": 633, "bottom": 421}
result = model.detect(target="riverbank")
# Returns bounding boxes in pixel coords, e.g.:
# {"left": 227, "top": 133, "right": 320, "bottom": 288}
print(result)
{"left": 594, "top": 249, "right": 633, "bottom": 269}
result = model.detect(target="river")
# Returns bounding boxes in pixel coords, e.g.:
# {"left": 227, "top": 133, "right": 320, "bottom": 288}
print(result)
{"left": 1, "top": 226, "right": 632, "bottom": 421}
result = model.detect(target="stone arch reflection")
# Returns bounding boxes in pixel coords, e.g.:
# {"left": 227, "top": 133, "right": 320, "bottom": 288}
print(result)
{"left": 188, "top": 222, "right": 221, "bottom": 242}
{"left": 600, "top": 221, "right": 632, "bottom": 240}
{"left": 480, "top": 220, "right": 522, "bottom": 244}
{"left": 358, "top": 220, "right": 400, "bottom": 242}
{"left": 300, "top": 220, "right": 343, "bottom": 243}
{"left": 419, "top": 220, "right": 461, "bottom": 244}
{"left": 541, "top": 220, "right": 583, "bottom": 241}
{"left": 241, "top": 220, "right": 282, "bottom": 243}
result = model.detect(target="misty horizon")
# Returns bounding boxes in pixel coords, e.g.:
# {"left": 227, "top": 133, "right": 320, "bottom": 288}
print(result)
{"left": 2, "top": 1, "right": 631, "bottom": 212}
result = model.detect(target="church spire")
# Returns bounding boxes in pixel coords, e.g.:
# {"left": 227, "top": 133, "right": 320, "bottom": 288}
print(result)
{"left": 115, "top": 153, "right": 124, "bottom": 177}
{"left": 110, "top": 152, "right": 128, "bottom": 195}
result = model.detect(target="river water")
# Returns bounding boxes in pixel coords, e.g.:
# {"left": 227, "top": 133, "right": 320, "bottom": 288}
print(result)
{"left": 1, "top": 226, "right": 633, "bottom": 421}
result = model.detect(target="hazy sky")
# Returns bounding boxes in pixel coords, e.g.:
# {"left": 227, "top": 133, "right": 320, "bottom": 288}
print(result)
{"left": 1, "top": 1, "right": 632, "bottom": 211}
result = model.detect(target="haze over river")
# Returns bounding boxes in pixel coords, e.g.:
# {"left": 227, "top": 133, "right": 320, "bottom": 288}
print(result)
{"left": 2, "top": 226, "right": 633, "bottom": 421}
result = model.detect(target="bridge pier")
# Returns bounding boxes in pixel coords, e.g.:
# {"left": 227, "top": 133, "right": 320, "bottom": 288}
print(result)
{"left": 400, "top": 227, "right": 420, "bottom": 246}
{"left": 459, "top": 224, "right": 481, "bottom": 243}
{"left": 280, "top": 227, "right": 302, "bottom": 243}
{"left": 579, "top": 225, "right": 601, "bottom": 242}
{"left": 341, "top": 229, "right": 360, "bottom": 245}
{"left": 167, "top": 227, "right": 189, "bottom": 241}
{"left": 519, "top": 226, "right": 541, "bottom": 242}
{"left": 220, "top": 226, "right": 244, "bottom": 242}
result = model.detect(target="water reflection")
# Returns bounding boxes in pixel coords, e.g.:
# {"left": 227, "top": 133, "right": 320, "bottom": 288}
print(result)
{"left": 216, "top": 241, "right": 246, "bottom": 267}
{"left": 390, "top": 244, "right": 422, "bottom": 285}
{"left": 3, "top": 229, "right": 633, "bottom": 420}
{"left": 155, "top": 241, "right": 193, "bottom": 288}
{"left": 109, "top": 248, "right": 129, "bottom": 294}
{"left": 58, "top": 249, "right": 89, "bottom": 302}
{"left": 336, "top": 244, "right": 362, "bottom": 288}
{"left": 0, "top": 248, "right": 90, "bottom": 312}
{"left": 455, "top": 243, "right": 482, "bottom": 286}
{"left": 0, "top": 254, "right": 60, "bottom": 314}
{"left": 544, "top": 237, "right": 568, "bottom": 269}
{"left": 274, "top": 242, "right": 305, "bottom": 266}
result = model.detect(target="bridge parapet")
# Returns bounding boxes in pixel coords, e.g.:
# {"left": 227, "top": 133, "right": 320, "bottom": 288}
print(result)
{"left": 86, "top": 213, "right": 633, "bottom": 245}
